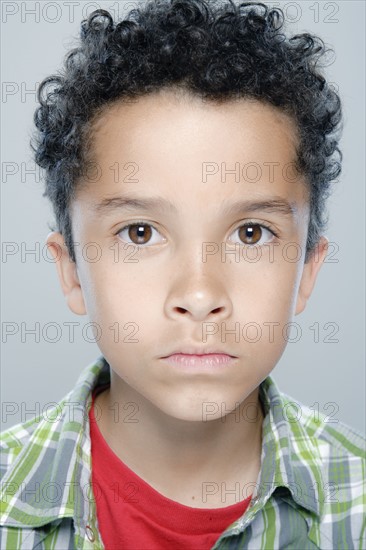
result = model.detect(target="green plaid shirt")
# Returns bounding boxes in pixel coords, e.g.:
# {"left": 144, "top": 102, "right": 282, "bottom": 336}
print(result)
{"left": 1, "top": 356, "right": 365, "bottom": 549}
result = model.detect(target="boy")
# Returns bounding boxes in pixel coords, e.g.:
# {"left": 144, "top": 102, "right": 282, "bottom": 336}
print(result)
{"left": 1, "top": 0, "right": 365, "bottom": 548}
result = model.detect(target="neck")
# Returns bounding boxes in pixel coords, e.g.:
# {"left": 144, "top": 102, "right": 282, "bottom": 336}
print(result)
{"left": 93, "top": 377, "right": 264, "bottom": 506}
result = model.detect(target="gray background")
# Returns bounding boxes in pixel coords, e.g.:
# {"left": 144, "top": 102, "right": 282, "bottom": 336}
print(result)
{"left": 1, "top": 1, "right": 365, "bottom": 433}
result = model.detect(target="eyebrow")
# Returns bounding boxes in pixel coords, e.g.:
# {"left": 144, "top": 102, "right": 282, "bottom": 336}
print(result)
{"left": 92, "top": 195, "right": 178, "bottom": 215}
{"left": 222, "top": 197, "right": 298, "bottom": 218}
{"left": 92, "top": 194, "right": 297, "bottom": 218}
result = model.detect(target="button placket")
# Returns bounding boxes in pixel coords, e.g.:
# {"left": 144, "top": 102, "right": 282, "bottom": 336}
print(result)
{"left": 85, "top": 524, "right": 95, "bottom": 542}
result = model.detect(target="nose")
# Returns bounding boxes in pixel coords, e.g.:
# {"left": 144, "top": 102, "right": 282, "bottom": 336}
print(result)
{"left": 164, "top": 267, "right": 233, "bottom": 324}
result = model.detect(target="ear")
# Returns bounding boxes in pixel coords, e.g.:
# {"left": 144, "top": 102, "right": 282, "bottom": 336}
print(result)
{"left": 46, "top": 232, "right": 86, "bottom": 315}
{"left": 295, "top": 236, "right": 328, "bottom": 315}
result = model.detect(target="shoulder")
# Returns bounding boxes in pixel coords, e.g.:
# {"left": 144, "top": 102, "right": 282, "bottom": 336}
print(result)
{"left": 0, "top": 389, "right": 75, "bottom": 481}
{"left": 0, "top": 392, "right": 88, "bottom": 547}
{"left": 262, "top": 376, "right": 365, "bottom": 461}
{"left": 263, "top": 380, "right": 366, "bottom": 546}
{"left": 280, "top": 390, "right": 365, "bottom": 460}
{"left": 1, "top": 356, "right": 109, "bottom": 481}
{"left": 0, "top": 415, "right": 43, "bottom": 475}
{"left": 276, "top": 388, "right": 365, "bottom": 491}
{"left": 1, "top": 356, "right": 109, "bottom": 548}
{"left": 282, "top": 390, "right": 365, "bottom": 544}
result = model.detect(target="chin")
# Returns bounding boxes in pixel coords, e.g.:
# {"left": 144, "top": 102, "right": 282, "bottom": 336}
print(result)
{"left": 157, "top": 398, "right": 234, "bottom": 423}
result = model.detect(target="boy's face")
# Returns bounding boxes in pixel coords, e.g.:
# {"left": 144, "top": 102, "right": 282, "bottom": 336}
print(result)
{"left": 48, "top": 90, "right": 327, "bottom": 421}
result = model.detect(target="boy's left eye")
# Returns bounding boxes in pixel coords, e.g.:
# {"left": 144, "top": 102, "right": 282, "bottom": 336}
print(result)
{"left": 229, "top": 223, "right": 275, "bottom": 246}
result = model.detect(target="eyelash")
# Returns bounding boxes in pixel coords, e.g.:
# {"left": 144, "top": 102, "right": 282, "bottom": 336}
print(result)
{"left": 114, "top": 220, "right": 279, "bottom": 247}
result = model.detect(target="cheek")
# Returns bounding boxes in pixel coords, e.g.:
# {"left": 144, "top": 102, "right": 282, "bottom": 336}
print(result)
{"left": 232, "top": 261, "right": 301, "bottom": 352}
{"left": 262, "top": 269, "right": 299, "bottom": 319}
{"left": 79, "top": 260, "right": 162, "bottom": 332}
{"left": 237, "top": 257, "right": 299, "bottom": 310}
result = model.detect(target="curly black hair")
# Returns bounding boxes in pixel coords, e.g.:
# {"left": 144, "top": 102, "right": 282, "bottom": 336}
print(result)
{"left": 31, "top": 0, "right": 342, "bottom": 263}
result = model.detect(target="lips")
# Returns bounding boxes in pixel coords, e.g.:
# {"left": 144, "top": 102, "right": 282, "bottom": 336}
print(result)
{"left": 161, "top": 347, "right": 237, "bottom": 358}
{"left": 161, "top": 352, "right": 237, "bottom": 369}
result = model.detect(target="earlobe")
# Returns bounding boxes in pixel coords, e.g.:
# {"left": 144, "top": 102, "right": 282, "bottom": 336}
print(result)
{"left": 46, "top": 232, "right": 87, "bottom": 315}
{"left": 295, "top": 236, "right": 329, "bottom": 315}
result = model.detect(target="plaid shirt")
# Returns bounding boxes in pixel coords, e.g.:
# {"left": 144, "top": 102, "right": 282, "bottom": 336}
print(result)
{"left": 1, "top": 356, "right": 365, "bottom": 549}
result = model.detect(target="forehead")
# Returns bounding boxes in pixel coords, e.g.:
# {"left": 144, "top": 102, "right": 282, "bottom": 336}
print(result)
{"left": 74, "top": 89, "right": 306, "bottom": 210}
{"left": 88, "top": 89, "right": 299, "bottom": 161}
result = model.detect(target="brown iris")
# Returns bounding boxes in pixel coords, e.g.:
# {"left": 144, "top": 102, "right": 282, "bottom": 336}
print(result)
{"left": 238, "top": 224, "right": 263, "bottom": 245}
{"left": 128, "top": 224, "right": 152, "bottom": 244}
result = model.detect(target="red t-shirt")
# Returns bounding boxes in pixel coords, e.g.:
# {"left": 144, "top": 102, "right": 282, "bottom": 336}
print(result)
{"left": 89, "top": 386, "right": 252, "bottom": 549}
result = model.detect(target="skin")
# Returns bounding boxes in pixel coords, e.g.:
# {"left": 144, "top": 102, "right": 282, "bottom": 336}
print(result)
{"left": 47, "top": 89, "right": 328, "bottom": 508}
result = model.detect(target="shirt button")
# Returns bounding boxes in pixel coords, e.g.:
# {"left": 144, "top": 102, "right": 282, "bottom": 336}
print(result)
{"left": 85, "top": 525, "right": 95, "bottom": 542}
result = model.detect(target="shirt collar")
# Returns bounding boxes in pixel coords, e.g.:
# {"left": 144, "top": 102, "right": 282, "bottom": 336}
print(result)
{"left": 255, "top": 376, "right": 324, "bottom": 516}
{"left": 0, "top": 357, "right": 323, "bottom": 530}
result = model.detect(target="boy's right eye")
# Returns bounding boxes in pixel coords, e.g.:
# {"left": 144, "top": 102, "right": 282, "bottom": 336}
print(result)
{"left": 116, "top": 222, "right": 164, "bottom": 247}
